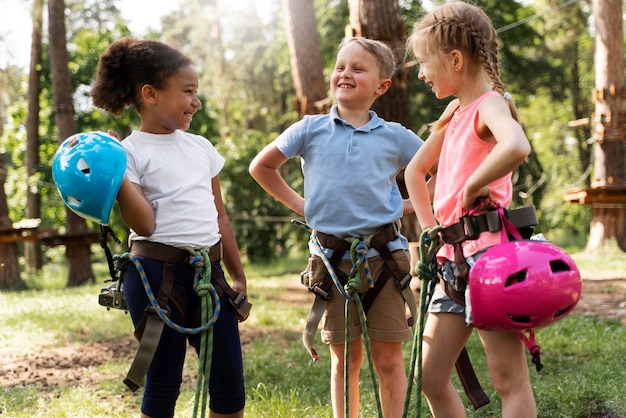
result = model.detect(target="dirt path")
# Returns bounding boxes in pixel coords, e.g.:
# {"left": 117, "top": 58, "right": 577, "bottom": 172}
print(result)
{"left": 1, "top": 277, "right": 624, "bottom": 392}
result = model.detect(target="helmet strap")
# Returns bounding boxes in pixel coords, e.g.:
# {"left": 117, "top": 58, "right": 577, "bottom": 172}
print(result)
{"left": 519, "top": 330, "right": 544, "bottom": 372}
{"left": 99, "top": 225, "right": 122, "bottom": 281}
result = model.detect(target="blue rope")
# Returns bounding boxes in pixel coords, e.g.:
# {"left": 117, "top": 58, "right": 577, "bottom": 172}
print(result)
{"left": 113, "top": 252, "right": 221, "bottom": 335}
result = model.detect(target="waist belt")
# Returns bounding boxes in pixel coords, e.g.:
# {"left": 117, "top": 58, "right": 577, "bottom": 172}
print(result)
{"left": 130, "top": 240, "right": 222, "bottom": 263}
{"left": 130, "top": 240, "right": 250, "bottom": 321}
{"left": 316, "top": 221, "right": 400, "bottom": 251}
{"left": 440, "top": 206, "right": 538, "bottom": 244}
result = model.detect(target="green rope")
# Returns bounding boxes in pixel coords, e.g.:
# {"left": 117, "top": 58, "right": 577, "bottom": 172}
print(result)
{"left": 403, "top": 227, "right": 442, "bottom": 418}
{"left": 192, "top": 249, "right": 215, "bottom": 418}
{"left": 344, "top": 238, "right": 383, "bottom": 418}
{"left": 290, "top": 219, "right": 383, "bottom": 417}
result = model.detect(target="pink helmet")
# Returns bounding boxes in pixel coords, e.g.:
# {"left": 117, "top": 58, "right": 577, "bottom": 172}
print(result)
{"left": 469, "top": 240, "right": 581, "bottom": 332}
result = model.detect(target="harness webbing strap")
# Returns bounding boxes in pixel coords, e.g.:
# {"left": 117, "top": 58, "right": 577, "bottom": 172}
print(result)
{"left": 373, "top": 244, "right": 417, "bottom": 327}
{"left": 302, "top": 248, "right": 347, "bottom": 360}
{"left": 440, "top": 205, "right": 537, "bottom": 244}
{"left": 124, "top": 261, "right": 175, "bottom": 392}
{"left": 456, "top": 347, "right": 491, "bottom": 410}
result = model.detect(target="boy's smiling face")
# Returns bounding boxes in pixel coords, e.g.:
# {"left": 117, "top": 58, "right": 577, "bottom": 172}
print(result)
{"left": 330, "top": 42, "right": 390, "bottom": 108}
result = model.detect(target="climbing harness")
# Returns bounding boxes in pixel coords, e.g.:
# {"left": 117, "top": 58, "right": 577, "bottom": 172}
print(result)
{"left": 403, "top": 226, "right": 440, "bottom": 418}
{"left": 99, "top": 236, "right": 251, "bottom": 418}
{"left": 404, "top": 203, "right": 539, "bottom": 414}
{"left": 293, "top": 219, "right": 414, "bottom": 418}
{"left": 294, "top": 219, "right": 416, "bottom": 361}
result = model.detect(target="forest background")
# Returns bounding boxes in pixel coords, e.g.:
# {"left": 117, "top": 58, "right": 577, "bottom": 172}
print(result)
{"left": 0, "top": 0, "right": 620, "bottom": 285}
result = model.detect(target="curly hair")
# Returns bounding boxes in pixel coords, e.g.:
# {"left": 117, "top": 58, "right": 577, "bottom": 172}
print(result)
{"left": 91, "top": 37, "right": 192, "bottom": 115}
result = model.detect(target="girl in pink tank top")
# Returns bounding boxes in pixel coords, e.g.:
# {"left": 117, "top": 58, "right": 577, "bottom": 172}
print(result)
{"left": 405, "top": 2, "right": 537, "bottom": 417}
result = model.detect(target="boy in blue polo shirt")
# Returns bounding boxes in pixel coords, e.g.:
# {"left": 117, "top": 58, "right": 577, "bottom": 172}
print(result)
{"left": 249, "top": 37, "right": 423, "bottom": 417}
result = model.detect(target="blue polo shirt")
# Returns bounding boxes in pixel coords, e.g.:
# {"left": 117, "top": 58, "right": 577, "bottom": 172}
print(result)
{"left": 275, "top": 105, "right": 423, "bottom": 255}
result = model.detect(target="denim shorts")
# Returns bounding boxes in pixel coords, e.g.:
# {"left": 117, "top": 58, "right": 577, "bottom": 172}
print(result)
{"left": 428, "top": 251, "right": 485, "bottom": 325}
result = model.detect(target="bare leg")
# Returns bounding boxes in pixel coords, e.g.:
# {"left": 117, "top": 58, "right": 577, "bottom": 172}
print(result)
{"left": 370, "top": 340, "right": 407, "bottom": 418}
{"left": 421, "top": 312, "right": 473, "bottom": 418}
{"left": 330, "top": 340, "right": 364, "bottom": 418}
{"left": 479, "top": 330, "right": 537, "bottom": 418}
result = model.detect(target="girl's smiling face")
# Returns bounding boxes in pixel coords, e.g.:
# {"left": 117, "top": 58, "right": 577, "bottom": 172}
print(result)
{"left": 414, "top": 43, "right": 457, "bottom": 100}
{"left": 141, "top": 64, "right": 202, "bottom": 134}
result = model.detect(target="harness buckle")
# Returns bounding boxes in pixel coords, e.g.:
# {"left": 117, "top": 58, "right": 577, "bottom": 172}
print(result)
{"left": 229, "top": 292, "right": 252, "bottom": 321}
{"left": 462, "top": 215, "right": 481, "bottom": 240}
{"left": 310, "top": 283, "right": 331, "bottom": 301}
{"left": 395, "top": 272, "right": 412, "bottom": 291}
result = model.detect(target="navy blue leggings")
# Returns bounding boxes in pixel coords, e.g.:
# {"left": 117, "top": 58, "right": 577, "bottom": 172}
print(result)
{"left": 122, "top": 256, "right": 245, "bottom": 417}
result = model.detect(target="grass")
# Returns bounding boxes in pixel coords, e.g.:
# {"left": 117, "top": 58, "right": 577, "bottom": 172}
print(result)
{"left": 0, "top": 254, "right": 625, "bottom": 417}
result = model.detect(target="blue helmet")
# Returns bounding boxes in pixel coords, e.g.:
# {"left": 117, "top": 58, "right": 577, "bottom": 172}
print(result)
{"left": 52, "top": 131, "right": 127, "bottom": 225}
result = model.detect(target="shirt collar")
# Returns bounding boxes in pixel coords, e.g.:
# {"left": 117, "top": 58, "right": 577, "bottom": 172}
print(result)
{"left": 330, "top": 105, "right": 384, "bottom": 132}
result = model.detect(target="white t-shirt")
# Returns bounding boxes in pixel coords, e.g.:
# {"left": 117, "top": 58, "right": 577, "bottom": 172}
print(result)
{"left": 122, "top": 130, "right": 225, "bottom": 249}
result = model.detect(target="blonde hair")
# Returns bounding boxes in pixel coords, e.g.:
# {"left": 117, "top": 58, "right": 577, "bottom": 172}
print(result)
{"left": 407, "top": 2, "right": 519, "bottom": 131}
{"left": 341, "top": 37, "right": 396, "bottom": 79}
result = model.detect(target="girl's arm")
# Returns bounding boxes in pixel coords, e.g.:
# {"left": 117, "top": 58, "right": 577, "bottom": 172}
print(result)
{"left": 213, "top": 175, "right": 247, "bottom": 295}
{"left": 116, "top": 177, "right": 155, "bottom": 237}
{"left": 463, "top": 95, "right": 531, "bottom": 209}
{"left": 249, "top": 143, "right": 305, "bottom": 216}
{"left": 405, "top": 99, "right": 456, "bottom": 230}
{"left": 405, "top": 128, "right": 444, "bottom": 230}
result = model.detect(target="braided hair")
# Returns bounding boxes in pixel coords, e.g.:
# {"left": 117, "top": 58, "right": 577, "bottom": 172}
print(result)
{"left": 407, "top": 2, "right": 519, "bottom": 131}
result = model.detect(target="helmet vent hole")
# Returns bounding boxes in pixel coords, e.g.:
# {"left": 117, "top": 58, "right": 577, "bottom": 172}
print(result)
{"left": 554, "top": 305, "right": 573, "bottom": 319}
{"left": 550, "top": 259, "right": 570, "bottom": 273}
{"left": 77, "top": 158, "right": 90, "bottom": 174}
{"left": 67, "top": 195, "right": 82, "bottom": 206}
{"left": 505, "top": 270, "right": 527, "bottom": 287}
{"left": 506, "top": 314, "right": 531, "bottom": 325}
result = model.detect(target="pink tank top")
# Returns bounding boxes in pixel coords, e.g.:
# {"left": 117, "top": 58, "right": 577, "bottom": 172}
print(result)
{"left": 434, "top": 91, "right": 512, "bottom": 261}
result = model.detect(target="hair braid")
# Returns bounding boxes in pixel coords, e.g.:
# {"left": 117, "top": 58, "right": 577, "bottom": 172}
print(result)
{"left": 408, "top": 1, "right": 521, "bottom": 126}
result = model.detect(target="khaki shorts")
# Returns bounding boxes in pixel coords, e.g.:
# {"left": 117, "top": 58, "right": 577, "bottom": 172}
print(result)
{"left": 304, "top": 250, "right": 413, "bottom": 345}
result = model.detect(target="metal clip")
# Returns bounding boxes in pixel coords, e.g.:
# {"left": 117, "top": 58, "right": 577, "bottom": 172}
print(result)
{"left": 310, "top": 283, "right": 331, "bottom": 301}
{"left": 396, "top": 272, "right": 412, "bottom": 291}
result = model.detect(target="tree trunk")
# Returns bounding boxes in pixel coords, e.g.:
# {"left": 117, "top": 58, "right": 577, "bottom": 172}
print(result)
{"left": 0, "top": 153, "right": 26, "bottom": 290}
{"left": 281, "top": 0, "right": 329, "bottom": 116}
{"left": 48, "top": 0, "right": 95, "bottom": 285}
{"left": 586, "top": 0, "right": 626, "bottom": 251}
{"left": 25, "top": 0, "right": 45, "bottom": 273}
{"left": 347, "top": 0, "right": 419, "bottom": 244}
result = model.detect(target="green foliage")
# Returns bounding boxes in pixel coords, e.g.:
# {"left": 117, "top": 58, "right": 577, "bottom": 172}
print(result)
{"left": 0, "top": 0, "right": 619, "bottom": 273}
